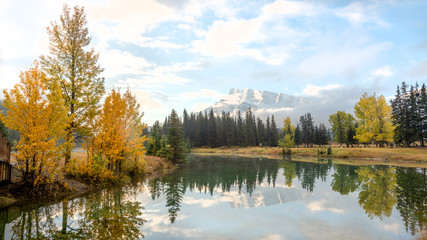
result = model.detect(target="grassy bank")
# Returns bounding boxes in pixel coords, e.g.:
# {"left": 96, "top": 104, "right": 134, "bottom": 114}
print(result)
{"left": 192, "top": 146, "right": 427, "bottom": 164}
{"left": 0, "top": 153, "right": 174, "bottom": 208}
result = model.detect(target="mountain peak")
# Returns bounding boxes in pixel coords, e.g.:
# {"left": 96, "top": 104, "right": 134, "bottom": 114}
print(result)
{"left": 204, "top": 88, "right": 311, "bottom": 121}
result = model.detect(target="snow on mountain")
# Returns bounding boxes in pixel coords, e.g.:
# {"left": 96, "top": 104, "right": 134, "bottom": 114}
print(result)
{"left": 204, "top": 88, "right": 312, "bottom": 125}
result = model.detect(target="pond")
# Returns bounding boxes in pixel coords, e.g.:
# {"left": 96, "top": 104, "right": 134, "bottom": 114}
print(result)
{"left": 1, "top": 155, "right": 426, "bottom": 239}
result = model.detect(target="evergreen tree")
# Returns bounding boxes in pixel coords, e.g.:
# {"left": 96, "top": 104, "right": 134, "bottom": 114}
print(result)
{"left": 257, "top": 117, "right": 265, "bottom": 146}
{"left": 147, "top": 121, "right": 162, "bottom": 156}
{"left": 244, "top": 108, "right": 256, "bottom": 146}
{"left": 270, "top": 115, "right": 279, "bottom": 146}
{"left": 294, "top": 124, "right": 302, "bottom": 147}
{"left": 265, "top": 116, "right": 271, "bottom": 146}
{"left": 167, "top": 109, "right": 186, "bottom": 164}
{"left": 318, "top": 124, "right": 329, "bottom": 147}
{"left": 391, "top": 82, "right": 413, "bottom": 146}
{"left": 300, "top": 113, "right": 314, "bottom": 147}
{"left": 237, "top": 111, "right": 244, "bottom": 146}
{"left": 207, "top": 109, "right": 217, "bottom": 147}
{"left": 183, "top": 109, "right": 190, "bottom": 140}
{"left": 419, "top": 84, "right": 427, "bottom": 146}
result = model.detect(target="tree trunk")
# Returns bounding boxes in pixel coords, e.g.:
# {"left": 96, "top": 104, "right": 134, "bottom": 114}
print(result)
{"left": 61, "top": 200, "right": 68, "bottom": 234}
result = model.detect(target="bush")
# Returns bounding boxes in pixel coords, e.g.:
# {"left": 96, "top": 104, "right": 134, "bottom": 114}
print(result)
{"left": 64, "top": 155, "right": 113, "bottom": 182}
{"left": 327, "top": 146, "right": 332, "bottom": 155}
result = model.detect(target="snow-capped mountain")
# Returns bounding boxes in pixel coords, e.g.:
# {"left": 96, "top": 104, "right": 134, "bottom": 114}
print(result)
{"left": 205, "top": 88, "right": 312, "bottom": 122}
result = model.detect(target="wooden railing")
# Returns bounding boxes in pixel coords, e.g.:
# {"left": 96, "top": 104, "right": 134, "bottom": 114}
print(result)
{"left": 0, "top": 160, "right": 11, "bottom": 183}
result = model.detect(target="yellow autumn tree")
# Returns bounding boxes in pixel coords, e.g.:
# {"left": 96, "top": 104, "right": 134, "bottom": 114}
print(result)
{"left": 0, "top": 62, "right": 68, "bottom": 186}
{"left": 354, "top": 93, "right": 394, "bottom": 147}
{"left": 40, "top": 5, "right": 105, "bottom": 166}
{"left": 86, "top": 89, "right": 147, "bottom": 176}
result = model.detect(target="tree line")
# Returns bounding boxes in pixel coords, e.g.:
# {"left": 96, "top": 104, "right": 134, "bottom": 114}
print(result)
{"left": 147, "top": 108, "right": 281, "bottom": 156}
{"left": 147, "top": 108, "right": 335, "bottom": 157}
{"left": 327, "top": 82, "right": 426, "bottom": 148}
{"left": 391, "top": 82, "right": 427, "bottom": 147}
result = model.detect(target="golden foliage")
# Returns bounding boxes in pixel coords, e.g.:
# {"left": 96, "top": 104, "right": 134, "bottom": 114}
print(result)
{"left": 354, "top": 93, "right": 394, "bottom": 146}
{"left": 0, "top": 62, "right": 68, "bottom": 186}
{"left": 83, "top": 89, "right": 147, "bottom": 176}
{"left": 40, "top": 4, "right": 105, "bottom": 165}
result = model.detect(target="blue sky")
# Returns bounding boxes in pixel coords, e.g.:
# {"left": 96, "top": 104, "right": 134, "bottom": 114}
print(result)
{"left": 1, "top": 0, "right": 427, "bottom": 125}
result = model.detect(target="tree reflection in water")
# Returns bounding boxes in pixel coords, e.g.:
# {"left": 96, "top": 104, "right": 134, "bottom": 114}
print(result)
{"left": 396, "top": 167, "right": 427, "bottom": 235}
{"left": 357, "top": 166, "right": 397, "bottom": 220}
{"left": 146, "top": 155, "right": 426, "bottom": 236}
{"left": 331, "top": 164, "right": 360, "bottom": 195}
{"left": 8, "top": 186, "right": 145, "bottom": 240}
{"left": 148, "top": 155, "right": 281, "bottom": 223}
{"left": 3, "top": 155, "right": 427, "bottom": 238}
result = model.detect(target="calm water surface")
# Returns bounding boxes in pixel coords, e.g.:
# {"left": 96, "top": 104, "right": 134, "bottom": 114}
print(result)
{"left": 1, "top": 155, "right": 426, "bottom": 239}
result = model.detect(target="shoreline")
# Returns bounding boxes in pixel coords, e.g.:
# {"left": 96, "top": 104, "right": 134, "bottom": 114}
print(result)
{"left": 0, "top": 155, "right": 175, "bottom": 209}
{"left": 191, "top": 146, "right": 427, "bottom": 168}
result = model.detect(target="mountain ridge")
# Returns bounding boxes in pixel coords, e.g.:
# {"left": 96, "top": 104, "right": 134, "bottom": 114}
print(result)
{"left": 204, "top": 88, "right": 312, "bottom": 119}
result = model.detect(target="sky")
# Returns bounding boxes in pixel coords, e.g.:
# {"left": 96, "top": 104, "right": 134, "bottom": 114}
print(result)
{"left": 1, "top": 0, "right": 427, "bottom": 125}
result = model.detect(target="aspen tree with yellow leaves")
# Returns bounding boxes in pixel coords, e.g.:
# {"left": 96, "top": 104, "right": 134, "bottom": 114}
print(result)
{"left": 85, "top": 89, "right": 147, "bottom": 176}
{"left": 0, "top": 62, "right": 68, "bottom": 186}
{"left": 354, "top": 93, "right": 394, "bottom": 147}
{"left": 40, "top": 5, "right": 105, "bottom": 166}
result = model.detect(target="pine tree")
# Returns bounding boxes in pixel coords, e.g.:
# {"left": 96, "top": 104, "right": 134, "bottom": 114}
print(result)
{"left": 183, "top": 109, "right": 190, "bottom": 140}
{"left": 300, "top": 113, "right": 314, "bottom": 147}
{"left": 257, "top": 117, "right": 265, "bottom": 146}
{"left": 318, "top": 124, "right": 329, "bottom": 147}
{"left": 244, "top": 108, "right": 256, "bottom": 146}
{"left": 419, "top": 84, "right": 427, "bottom": 146}
{"left": 40, "top": 5, "right": 105, "bottom": 165}
{"left": 270, "top": 115, "right": 279, "bottom": 146}
{"left": 294, "top": 124, "right": 302, "bottom": 147}
{"left": 207, "top": 109, "right": 217, "bottom": 147}
{"left": 167, "top": 109, "right": 186, "bottom": 164}
{"left": 237, "top": 111, "right": 244, "bottom": 146}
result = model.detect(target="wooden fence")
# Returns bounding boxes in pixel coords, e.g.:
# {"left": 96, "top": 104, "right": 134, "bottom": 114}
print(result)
{"left": 0, "top": 160, "right": 11, "bottom": 183}
{"left": 0, "top": 134, "right": 11, "bottom": 183}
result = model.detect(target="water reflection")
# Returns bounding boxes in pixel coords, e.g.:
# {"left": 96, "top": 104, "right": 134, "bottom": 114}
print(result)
{"left": 357, "top": 166, "right": 397, "bottom": 220}
{"left": 331, "top": 165, "right": 360, "bottom": 195}
{"left": 396, "top": 167, "right": 427, "bottom": 235}
{"left": 1, "top": 155, "right": 426, "bottom": 239}
{"left": 2, "top": 186, "right": 145, "bottom": 239}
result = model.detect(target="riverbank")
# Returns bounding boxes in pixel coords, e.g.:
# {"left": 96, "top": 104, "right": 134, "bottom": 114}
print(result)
{"left": 0, "top": 155, "right": 175, "bottom": 209}
{"left": 192, "top": 146, "right": 427, "bottom": 163}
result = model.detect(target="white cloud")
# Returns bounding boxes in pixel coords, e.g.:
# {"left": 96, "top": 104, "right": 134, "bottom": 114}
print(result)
{"left": 302, "top": 84, "right": 342, "bottom": 97}
{"left": 262, "top": 1, "right": 316, "bottom": 17}
{"left": 408, "top": 59, "right": 427, "bottom": 79}
{"left": 193, "top": 103, "right": 214, "bottom": 112}
{"left": 88, "top": 0, "right": 178, "bottom": 44}
{"left": 115, "top": 74, "right": 190, "bottom": 89}
{"left": 191, "top": 1, "right": 318, "bottom": 65}
{"left": 372, "top": 65, "right": 393, "bottom": 77}
{"left": 181, "top": 89, "right": 225, "bottom": 100}
{"left": 100, "top": 49, "right": 153, "bottom": 78}
{"left": 109, "top": 59, "right": 200, "bottom": 88}
{"left": 192, "top": 18, "right": 264, "bottom": 61}
{"left": 335, "top": 2, "right": 389, "bottom": 27}
{"left": 127, "top": 89, "right": 163, "bottom": 112}
{"left": 307, "top": 199, "right": 345, "bottom": 213}
{"left": 296, "top": 42, "right": 392, "bottom": 79}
